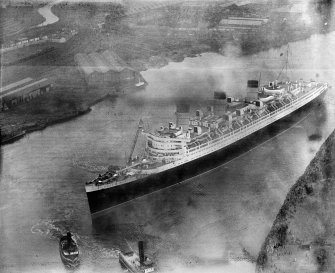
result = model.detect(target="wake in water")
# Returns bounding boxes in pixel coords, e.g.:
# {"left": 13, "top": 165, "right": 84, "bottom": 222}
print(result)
{"left": 78, "top": 235, "right": 120, "bottom": 259}
{"left": 72, "top": 157, "right": 108, "bottom": 174}
{"left": 71, "top": 152, "right": 109, "bottom": 174}
{"left": 31, "top": 219, "right": 73, "bottom": 241}
{"left": 31, "top": 217, "right": 120, "bottom": 264}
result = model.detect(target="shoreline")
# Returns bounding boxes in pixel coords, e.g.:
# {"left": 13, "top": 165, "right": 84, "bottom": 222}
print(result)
{"left": 2, "top": 1, "right": 334, "bottom": 147}
{"left": 0, "top": 94, "right": 115, "bottom": 147}
{"left": 0, "top": 45, "right": 206, "bottom": 147}
{"left": 256, "top": 129, "right": 335, "bottom": 272}
{"left": 1, "top": 109, "right": 90, "bottom": 146}
{"left": 0, "top": 26, "right": 329, "bottom": 147}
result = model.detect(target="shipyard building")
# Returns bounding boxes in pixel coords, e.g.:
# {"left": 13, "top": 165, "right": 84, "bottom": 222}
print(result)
{"left": 219, "top": 17, "right": 269, "bottom": 31}
{"left": 75, "top": 50, "right": 140, "bottom": 90}
{"left": 0, "top": 77, "right": 52, "bottom": 111}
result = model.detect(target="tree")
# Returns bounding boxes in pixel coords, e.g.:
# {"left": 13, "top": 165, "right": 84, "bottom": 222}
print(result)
{"left": 85, "top": 3, "right": 98, "bottom": 19}
{"left": 104, "top": 3, "right": 127, "bottom": 32}
{"left": 162, "top": 5, "right": 182, "bottom": 28}
{"left": 203, "top": 4, "right": 225, "bottom": 28}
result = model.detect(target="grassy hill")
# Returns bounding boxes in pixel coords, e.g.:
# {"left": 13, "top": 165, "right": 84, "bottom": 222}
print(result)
{"left": 257, "top": 129, "right": 335, "bottom": 273}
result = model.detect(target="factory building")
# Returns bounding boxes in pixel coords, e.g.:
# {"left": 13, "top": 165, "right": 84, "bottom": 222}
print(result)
{"left": 75, "top": 50, "right": 139, "bottom": 89}
{"left": 219, "top": 16, "right": 269, "bottom": 30}
{"left": 0, "top": 77, "right": 52, "bottom": 111}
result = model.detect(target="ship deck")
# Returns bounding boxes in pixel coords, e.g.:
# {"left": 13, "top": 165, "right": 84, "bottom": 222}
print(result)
{"left": 86, "top": 81, "right": 327, "bottom": 190}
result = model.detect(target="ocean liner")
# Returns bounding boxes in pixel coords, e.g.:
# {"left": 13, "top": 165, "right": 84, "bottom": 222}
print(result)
{"left": 85, "top": 74, "right": 328, "bottom": 214}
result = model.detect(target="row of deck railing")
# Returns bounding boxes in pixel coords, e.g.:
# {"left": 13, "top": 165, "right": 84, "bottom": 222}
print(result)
{"left": 186, "top": 85, "right": 325, "bottom": 154}
{"left": 86, "top": 84, "right": 326, "bottom": 190}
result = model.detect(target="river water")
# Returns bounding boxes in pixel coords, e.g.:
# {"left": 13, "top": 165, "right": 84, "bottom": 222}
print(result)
{"left": 37, "top": 1, "right": 60, "bottom": 27}
{"left": 1, "top": 32, "right": 335, "bottom": 273}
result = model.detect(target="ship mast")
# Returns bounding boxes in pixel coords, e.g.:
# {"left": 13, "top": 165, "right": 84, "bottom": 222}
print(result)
{"left": 277, "top": 44, "right": 290, "bottom": 81}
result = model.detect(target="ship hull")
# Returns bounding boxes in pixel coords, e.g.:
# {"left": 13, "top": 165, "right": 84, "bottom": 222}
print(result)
{"left": 87, "top": 92, "right": 326, "bottom": 214}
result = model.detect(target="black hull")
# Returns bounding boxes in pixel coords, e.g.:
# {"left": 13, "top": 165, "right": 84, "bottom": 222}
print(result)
{"left": 87, "top": 93, "right": 326, "bottom": 214}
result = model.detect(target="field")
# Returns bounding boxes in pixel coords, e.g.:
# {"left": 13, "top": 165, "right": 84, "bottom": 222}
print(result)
{"left": 0, "top": 5, "right": 45, "bottom": 42}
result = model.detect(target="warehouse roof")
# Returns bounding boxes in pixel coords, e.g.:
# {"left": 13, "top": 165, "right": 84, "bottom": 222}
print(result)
{"left": 75, "top": 50, "right": 134, "bottom": 76}
{"left": 0, "top": 77, "right": 34, "bottom": 95}
{"left": 0, "top": 78, "right": 50, "bottom": 99}
{"left": 220, "top": 17, "right": 267, "bottom": 26}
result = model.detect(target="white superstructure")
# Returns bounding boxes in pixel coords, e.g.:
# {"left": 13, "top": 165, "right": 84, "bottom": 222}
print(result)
{"left": 86, "top": 79, "right": 328, "bottom": 193}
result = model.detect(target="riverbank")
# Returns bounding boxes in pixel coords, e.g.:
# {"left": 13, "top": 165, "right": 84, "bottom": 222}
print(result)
{"left": 1, "top": 109, "right": 90, "bottom": 146}
{"left": 2, "top": 1, "right": 334, "bottom": 146}
{"left": 256, "top": 129, "right": 335, "bottom": 273}
{"left": 0, "top": 86, "right": 115, "bottom": 146}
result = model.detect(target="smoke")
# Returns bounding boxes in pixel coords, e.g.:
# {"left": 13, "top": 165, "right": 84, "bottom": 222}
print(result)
{"left": 281, "top": 0, "right": 335, "bottom": 30}
{"left": 127, "top": 51, "right": 255, "bottom": 112}
{"left": 221, "top": 42, "right": 242, "bottom": 58}
{"left": 313, "top": 0, "right": 334, "bottom": 30}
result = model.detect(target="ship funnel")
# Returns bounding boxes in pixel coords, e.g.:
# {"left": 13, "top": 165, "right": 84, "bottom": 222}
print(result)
{"left": 247, "top": 80, "right": 259, "bottom": 88}
{"left": 214, "top": 91, "right": 227, "bottom": 100}
{"left": 176, "top": 103, "right": 191, "bottom": 128}
{"left": 138, "top": 241, "right": 145, "bottom": 264}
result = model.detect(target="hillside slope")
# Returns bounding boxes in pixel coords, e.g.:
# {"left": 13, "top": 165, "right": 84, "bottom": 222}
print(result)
{"left": 257, "top": 130, "right": 335, "bottom": 273}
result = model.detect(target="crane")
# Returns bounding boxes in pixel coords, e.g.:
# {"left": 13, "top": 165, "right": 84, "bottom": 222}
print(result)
{"left": 128, "top": 119, "right": 144, "bottom": 164}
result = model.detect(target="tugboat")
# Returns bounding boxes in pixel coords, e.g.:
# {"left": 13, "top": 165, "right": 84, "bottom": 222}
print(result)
{"left": 119, "top": 241, "right": 156, "bottom": 273}
{"left": 59, "top": 232, "right": 80, "bottom": 267}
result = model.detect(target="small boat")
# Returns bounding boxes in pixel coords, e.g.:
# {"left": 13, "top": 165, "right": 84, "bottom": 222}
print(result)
{"left": 59, "top": 232, "right": 80, "bottom": 267}
{"left": 135, "top": 78, "right": 146, "bottom": 88}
